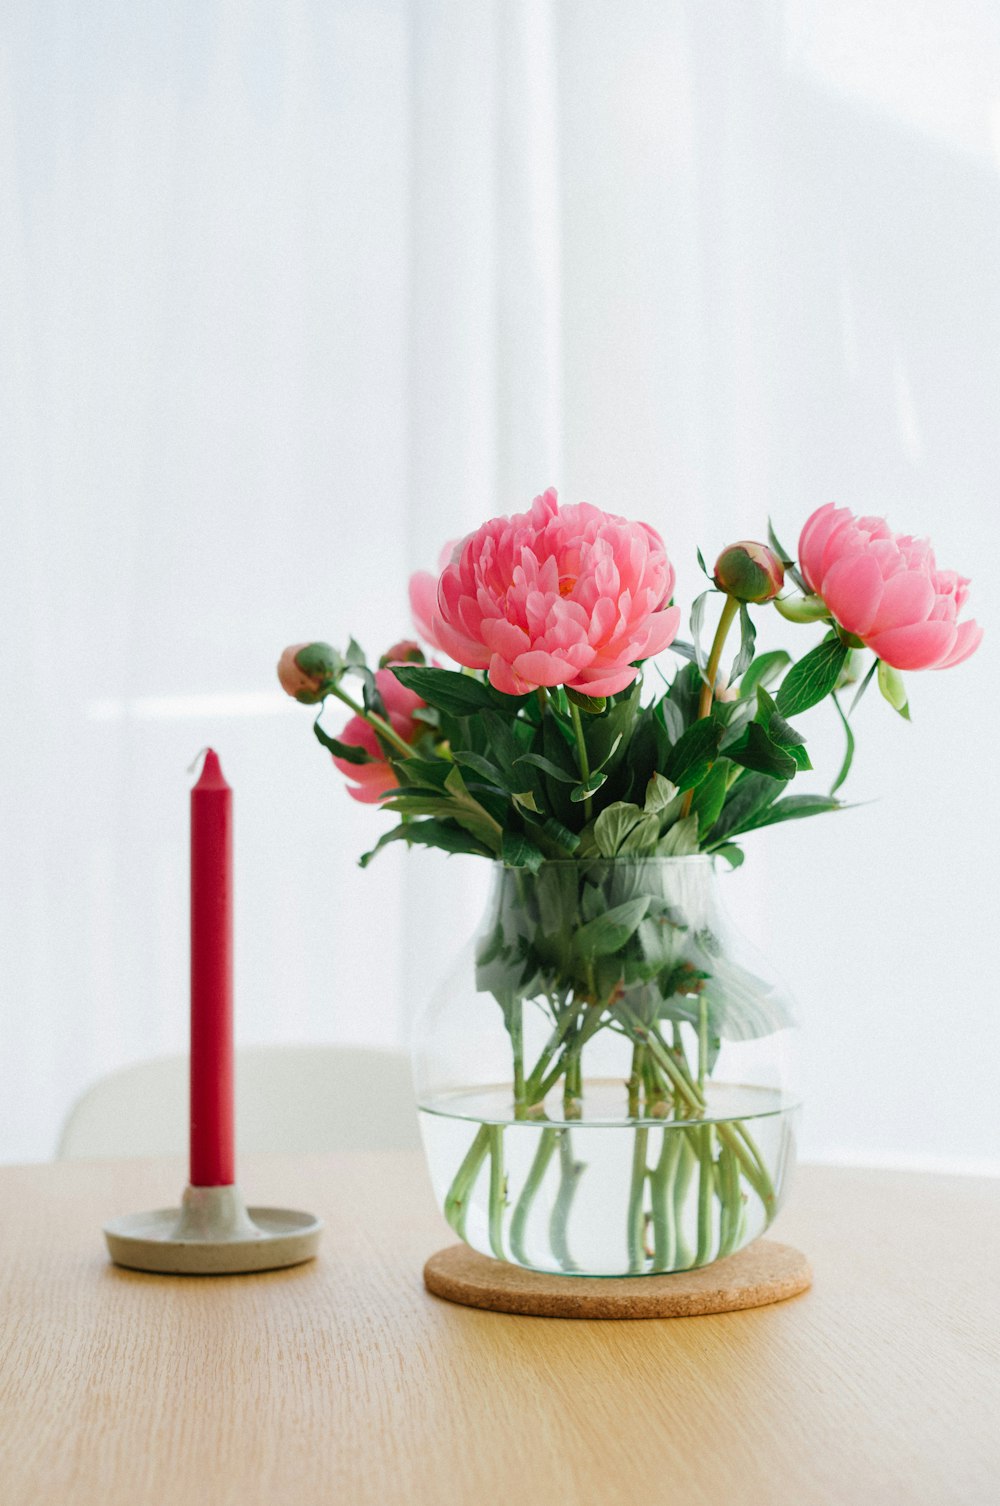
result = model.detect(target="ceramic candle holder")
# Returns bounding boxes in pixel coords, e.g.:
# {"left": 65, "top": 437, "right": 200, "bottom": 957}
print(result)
{"left": 104, "top": 1184, "right": 322, "bottom": 1275}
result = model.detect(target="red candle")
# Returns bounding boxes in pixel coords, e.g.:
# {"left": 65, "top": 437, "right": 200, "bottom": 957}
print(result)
{"left": 189, "top": 748, "right": 235, "bottom": 1187}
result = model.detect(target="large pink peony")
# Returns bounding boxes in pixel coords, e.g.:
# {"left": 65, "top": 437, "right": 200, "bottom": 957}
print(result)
{"left": 799, "top": 503, "right": 982, "bottom": 671}
{"left": 414, "top": 488, "right": 680, "bottom": 697}
{"left": 331, "top": 668, "right": 425, "bottom": 804}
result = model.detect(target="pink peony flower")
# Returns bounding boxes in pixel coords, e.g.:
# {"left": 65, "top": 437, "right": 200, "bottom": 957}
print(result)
{"left": 420, "top": 488, "right": 680, "bottom": 697}
{"left": 409, "top": 541, "right": 457, "bottom": 652}
{"left": 798, "top": 503, "right": 982, "bottom": 671}
{"left": 331, "top": 668, "right": 425, "bottom": 804}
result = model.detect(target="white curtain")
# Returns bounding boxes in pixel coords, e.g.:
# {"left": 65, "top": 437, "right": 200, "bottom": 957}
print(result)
{"left": 1, "top": 0, "right": 996, "bottom": 1169}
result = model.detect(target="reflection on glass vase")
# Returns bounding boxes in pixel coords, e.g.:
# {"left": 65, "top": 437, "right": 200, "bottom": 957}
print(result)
{"left": 413, "top": 857, "right": 799, "bottom": 1278}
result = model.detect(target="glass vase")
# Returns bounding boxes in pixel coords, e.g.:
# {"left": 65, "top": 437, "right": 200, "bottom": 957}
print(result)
{"left": 413, "top": 857, "right": 799, "bottom": 1277}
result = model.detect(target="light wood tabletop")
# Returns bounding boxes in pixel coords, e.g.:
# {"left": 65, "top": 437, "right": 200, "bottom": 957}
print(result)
{"left": 0, "top": 1153, "right": 997, "bottom": 1506}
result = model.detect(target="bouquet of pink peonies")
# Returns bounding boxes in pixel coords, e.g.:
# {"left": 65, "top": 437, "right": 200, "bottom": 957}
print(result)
{"left": 279, "top": 489, "right": 980, "bottom": 869}
{"left": 278, "top": 489, "right": 981, "bottom": 1276}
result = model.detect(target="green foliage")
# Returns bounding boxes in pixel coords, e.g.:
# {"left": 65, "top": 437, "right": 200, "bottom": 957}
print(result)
{"left": 776, "top": 638, "right": 850, "bottom": 718}
{"left": 299, "top": 575, "right": 870, "bottom": 868}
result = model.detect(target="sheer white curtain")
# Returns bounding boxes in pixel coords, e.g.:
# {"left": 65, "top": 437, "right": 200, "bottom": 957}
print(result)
{"left": 1, "top": 1, "right": 996, "bottom": 1168}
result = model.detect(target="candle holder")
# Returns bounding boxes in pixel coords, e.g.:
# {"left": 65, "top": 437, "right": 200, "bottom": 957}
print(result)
{"left": 103, "top": 750, "right": 322, "bottom": 1276}
{"left": 104, "top": 1183, "right": 322, "bottom": 1275}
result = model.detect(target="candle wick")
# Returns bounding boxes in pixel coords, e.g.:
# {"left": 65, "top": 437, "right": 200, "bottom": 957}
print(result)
{"left": 187, "top": 746, "right": 212, "bottom": 776}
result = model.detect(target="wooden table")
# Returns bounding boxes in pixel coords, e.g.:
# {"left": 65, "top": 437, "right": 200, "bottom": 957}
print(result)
{"left": 1, "top": 1154, "right": 997, "bottom": 1506}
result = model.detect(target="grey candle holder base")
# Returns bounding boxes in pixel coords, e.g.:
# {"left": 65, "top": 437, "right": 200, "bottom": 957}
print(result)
{"left": 104, "top": 1183, "right": 322, "bottom": 1275}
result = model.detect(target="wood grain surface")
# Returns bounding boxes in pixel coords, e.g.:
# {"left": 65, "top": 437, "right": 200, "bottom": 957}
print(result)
{"left": 0, "top": 1154, "right": 997, "bottom": 1506}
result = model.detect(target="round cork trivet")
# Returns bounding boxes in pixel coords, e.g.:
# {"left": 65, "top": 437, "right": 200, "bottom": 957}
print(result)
{"left": 423, "top": 1239, "right": 811, "bottom": 1319}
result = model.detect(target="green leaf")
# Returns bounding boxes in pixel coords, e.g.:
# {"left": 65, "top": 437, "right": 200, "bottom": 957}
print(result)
{"left": 831, "top": 694, "right": 855, "bottom": 796}
{"left": 767, "top": 518, "right": 807, "bottom": 593}
{"left": 512, "top": 790, "right": 541, "bottom": 815}
{"left": 688, "top": 760, "right": 730, "bottom": 830}
{"left": 500, "top": 831, "right": 545, "bottom": 871}
{"left": 690, "top": 590, "right": 711, "bottom": 674}
{"left": 644, "top": 773, "right": 680, "bottom": 814}
{"left": 592, "top": 801, "right": 647, "bottom": 858}
{"left": 848, "top": 658, "right": 878, "bottom": 715}
{"left": 391, "top": 665, "right": 495, "bottom": 716}
{"left": 313, "top": 721, "right": 374, "bottom": 765}
{"left": 713, "top": 843, "right": 745, "bottom": 870}
{"left": 657, "top": 697, "right": 684, "bottom": 743}
{"left": 452, "top": 751, "right": 509, "bottom": 788}
{"left": 565, "top": 686, "right": 606, "bottom": 715}
{"left": 696, "top": 546, "right": 710, "bottom": 579}
{"left": 664, "top": 719, "right": 723, "bottom": 791}
{"left": 709, "top": 772, "right": 782, "bottom": 842}
{"left": 729, "top": 603, "right": 757, "bottom": 682}
{"left": 775, "top": 638, "right": 849, "bottom": 718}
{"left": 665, "top": 638, "right": 697, "bottom": 666}
{"left": 393, "top": 757, "right": 452, "bottom": 790}
{"left": 570, "top": 769, "right": 608, "bottom": 803}
{"left": 754, "top": 686, "right": 806, "bottom": 747}
{"left": 359, "top": 819, "right": 492, "bottom": 868}
{"left": 877, "top": 659, "right": 911, "bottom": 720}
{"left": 345, "top": 637, "right": 367, "bottom": 669}
{"left": 617, "top": 813, "right": 662, "bottom": 855}
{"left": 740, "top": 793, "right": 842, "bottom": 832}
{"left": 527, "top": 816, "right": 580, "bottom": 856}
{"left": 666, "top": 661, "right": 703, "bottom": 726}
{"left": 656, "top": 814, "right": 700, "bottom": 856}
{"left": 574, "top": 897, "right": 652, "bottom": 959}
{"left": 740, "top": 649, "right": 791, "bottom": 700}
{"left": 513, "top": 752, "right": 577, "bottom": 784}
{"left": 726, "top": 722, "right": 798, "bottom": 780}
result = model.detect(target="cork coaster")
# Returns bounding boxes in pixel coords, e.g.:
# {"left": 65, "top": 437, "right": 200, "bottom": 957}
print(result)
{"left": 423, "top": 1239, "right": 811, "bottom": 1319}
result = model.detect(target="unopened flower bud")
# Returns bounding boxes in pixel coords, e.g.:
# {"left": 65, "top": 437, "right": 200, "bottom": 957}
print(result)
{"left": 277, "top": 642, "right": 338, "bottom": 704}
{"left": 713, "top": 541, "right": 785, "bottom": 603}
{"left": 379, "top": 640, "right": 425, "bottom": 668}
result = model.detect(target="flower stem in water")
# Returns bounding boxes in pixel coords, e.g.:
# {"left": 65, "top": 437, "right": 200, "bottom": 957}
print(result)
{"left": 444, "top": 1123, "right": 491, "bottom": 1240}
{"left": 627, "top": 1126, "right": 650, "bottom": 1271}
{"left": 509, "top": 1126, "right": 560, "bottom": 1267}
{"left": 487, "top": 1124, "right": 506, "bottom": 1260}
{"left": 549, "top": 1129, "right": 584, "bottom": 1272}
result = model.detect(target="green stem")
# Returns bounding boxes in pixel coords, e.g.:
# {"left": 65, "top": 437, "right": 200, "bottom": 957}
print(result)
{"left": 717, "top": 1140, "right": 742, "bottom": 1258}
{"left": 487, "top": 1124, "right": 506, "bottom": 1260}
{"left": 695, "top": 1124, "right": 715, "bottom": 1265}
{"left": 509, "top": 1000, "right": 526, "bottom": 1119}
{"left": 443, "top": 1124, "right": 491, "bottom": 1239}
{"left": 509, "top": 1127, "right": 559, "bottom": 1266}
{"left": 672, "top": 1135, "right": 697, "bottom": 1268}
{"left": 627, "top": 1127, "right": 650, "bottom": 1272}
{"left": 550, "top": 1130, "right": 584, "bottom": 1272}
{"left": 698, "top": 998, "right": 709, "bottom": 1091}
{"left": 568, "top": 699, "right": 593, "bottom": 821}
{"left": 627, "top": 1041, "right": 645, "bottom": 1119}
{"left": 326, "top": 683, "right": 415, "bottom": 760}
{"left": 649, "top": 1127, "right": 681, "bottom": 1269}
{"left": 680, "top": 593, "right": 740, "bottom": 818}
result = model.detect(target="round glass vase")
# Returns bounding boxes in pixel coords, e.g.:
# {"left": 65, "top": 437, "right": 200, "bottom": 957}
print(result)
{"left": 413, "top": 857, "right": 800, "bottom": 1278}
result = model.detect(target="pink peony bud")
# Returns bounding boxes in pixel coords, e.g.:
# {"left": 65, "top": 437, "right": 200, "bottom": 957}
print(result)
{"left": 427, "top": 487, "right": 680, "bottom": 697}
{"left": 798, "top": 503, "right": 982, "bottom": 671}
{"left": 277, "top": 642, "right": 338, "bottom": 704}
{"left": 713, "top": 541, "right": 785, "bottom": 603}
{"left": 379, "top": 640, "right": 425, "bottom": 668}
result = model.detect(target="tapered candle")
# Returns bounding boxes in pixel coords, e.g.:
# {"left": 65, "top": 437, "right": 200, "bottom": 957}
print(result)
{"left": 189, "top": 748, "right": 235, "bottom": 1187}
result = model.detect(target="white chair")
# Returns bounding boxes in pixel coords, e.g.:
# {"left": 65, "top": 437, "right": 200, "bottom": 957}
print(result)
{"left": 57, "top": 1044, "right": 421, "bottom": 1159}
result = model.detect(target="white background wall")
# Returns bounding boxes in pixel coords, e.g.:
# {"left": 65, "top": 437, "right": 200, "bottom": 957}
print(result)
{"left": 1, "top": 0, "right": 996, "bottom": 1169}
